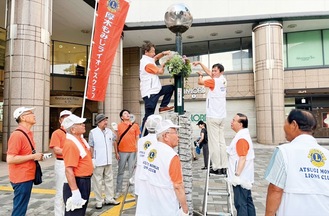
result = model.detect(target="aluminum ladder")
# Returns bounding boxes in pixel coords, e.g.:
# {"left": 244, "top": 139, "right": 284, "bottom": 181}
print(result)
{"left": 202, "top": 157, "right": 234, "bottom": 216}
{"left": 118, "top": 160, "right": 137, "bottom": 216}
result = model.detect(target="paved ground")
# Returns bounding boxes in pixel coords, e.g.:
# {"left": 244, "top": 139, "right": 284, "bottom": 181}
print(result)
{"left": 0, "top": 141, "right": 327, "bottom": 216}
{"left": 0, "top": 142, "right": 276, "bottom": 216}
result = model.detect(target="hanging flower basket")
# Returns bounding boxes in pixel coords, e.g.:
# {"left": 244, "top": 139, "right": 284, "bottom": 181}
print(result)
{"left": 163, "top": 54, "right": 192, "bottom": 78}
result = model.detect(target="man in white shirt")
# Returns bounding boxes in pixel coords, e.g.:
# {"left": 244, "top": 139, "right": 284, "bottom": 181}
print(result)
{"left": 140, "top": 42, "right": 174, "bottom": 135}
{"left": 194, "top": 61, "right": 228, "bottom": 175}
{"left": 265, "top": 109, "right": 329, "bottom": 216}
{"left": 89, "top": 114, "right": 119, "bottom": 209}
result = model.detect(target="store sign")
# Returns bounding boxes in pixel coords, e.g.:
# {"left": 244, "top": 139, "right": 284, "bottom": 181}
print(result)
{"left": 190, "top": 113, "right": 206, "bottom": 122}
{"left": 50, "top": 96, "right": 83, "bottom": 107}
{"left": 184, "top": 87, "right": 206, "bottom": 99}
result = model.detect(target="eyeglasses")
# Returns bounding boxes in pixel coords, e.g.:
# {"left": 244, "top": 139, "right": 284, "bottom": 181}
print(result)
{"left": 21, "top": 112, "right": 34, "bottom": 117}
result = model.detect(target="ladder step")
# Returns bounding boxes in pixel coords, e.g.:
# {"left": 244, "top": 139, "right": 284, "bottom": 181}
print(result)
{"left": 206, "top": 211, "right": 232, "bottom": 216}
{"left": 123, "top": 198, "right": 135, "bottom": 204}
{"left": 208, "top": 191, "right": 229, "bottom": 196}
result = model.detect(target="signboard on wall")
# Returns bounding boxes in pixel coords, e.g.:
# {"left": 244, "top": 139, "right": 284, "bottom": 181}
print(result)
{"left": 50, "top": 96, "right": 83, "bottom": 107}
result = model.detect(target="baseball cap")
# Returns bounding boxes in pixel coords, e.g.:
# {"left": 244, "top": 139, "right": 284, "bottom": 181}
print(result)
{"left": 196, "top": 120, "right": 205, "bottom": 125}
{"left": 13, "top": 107, "right": 35, "bottom": 119}
{"left": 145, "top": 115, "right": 162, "bottom": 131}
{"left": 95, "top": 113, "right": 108, "bottom": 125}
{"left": 156, "top": 119, "right": 181, "bottom": 134}
{"left": 60, "top": 110, "right": 72, "bottom": 118}
{"left": 61, "top": 114, "right": 86, "bottom": 129}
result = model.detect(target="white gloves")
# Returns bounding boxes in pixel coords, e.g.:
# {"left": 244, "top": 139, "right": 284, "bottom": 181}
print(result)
{"left": 231, "top": 175, "right": 241, "bottom": 187}
{"left": 179, "top": 208, "right": 189, "bottom": 216}
{"left": 71, "top": 189, "right": 85, "bottom": 206}
{"left": 230, "top": 176, "right": 252, "bottom": 190}
{"left": 66, "top": 189, "right": 87, "bottom": 212}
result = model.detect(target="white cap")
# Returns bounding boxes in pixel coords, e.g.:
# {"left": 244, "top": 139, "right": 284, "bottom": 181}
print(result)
{"left": 156, "top": 119, "right": 181, "bottom": 134}
{"left": 60, "top": 110, "right": 72, "bottom": 118}
{"left": 61, "top": 114, "right": 86, "bottom": 129}
{"left": 145, "top": 115, "right": 162, "bottom": 131}
{"left": 13, "top": 107, "right": 35, "bottom": 119}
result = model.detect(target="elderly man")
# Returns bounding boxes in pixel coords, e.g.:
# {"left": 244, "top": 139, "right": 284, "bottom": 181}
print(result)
{"left": 136, "top": 119, "right": 189, "bottom": 216}
{"left": 62, "top": 114, "right": 93, "bottom": 216}
{"left": 265, "top": 109, "right": 329, "bottom": 216}
{"left": 135, "top": 114, "right": 162, "bottom": 197}
{"left": 89, "top": 113, "right": 119, "bottom": 209}
{"left": 194, "top": 61, "right": 228, "bottom": 175}
{"left": 227, "top": 113, "right": 256, "bottom": 216}
{"left": 7, "top": 107, "right": 43, "bottom": 216}
{"left": 49, "top": 110, "right": 72, "bottom": 216}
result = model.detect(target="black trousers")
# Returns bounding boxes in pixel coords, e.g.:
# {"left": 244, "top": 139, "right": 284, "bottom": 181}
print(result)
{"left": 63, "top": 177, "right": 91, "bottom": 216}
{"left": 141, "top": 85, "right": 174, "bottom": 135}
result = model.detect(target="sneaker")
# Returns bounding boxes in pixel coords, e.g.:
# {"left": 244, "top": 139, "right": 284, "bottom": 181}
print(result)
{"left": 105, "top": 198, "right": 120, "bottom": 206}
{"left": 95, "top": 202, "right": 103, "bottom": 209}
{"left": 114, "top": 192, "right": 122, "bottom": 199}
{"left": 193, "top": 157, "right": 198, "bottom": 161}
{"left": 159, "top": 106, "right": 174, "bottom": 113}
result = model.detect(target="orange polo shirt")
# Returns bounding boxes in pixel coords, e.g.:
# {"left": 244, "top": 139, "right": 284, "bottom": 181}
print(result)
{"left": 7, "top": 125, "right": 36, "bottom": 183}
{"left": 49, "top": 127, "right": 66, "bottom": 159}
{"left": 236, "top": 138, "right": 249, "bottom": 156}
{"left": 62, "top": 137, "right": 93, "bottom": 177}
{"left": 117, "top": 122, "right": 140, "bottom": 152}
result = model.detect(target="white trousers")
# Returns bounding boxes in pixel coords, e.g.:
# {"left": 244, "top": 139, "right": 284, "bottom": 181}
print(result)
{"left": 54, "top": 159, "right": 66, "bottom": 216}
{"left": 92, "top": 165, "right": 114, "bottom": 204}
{"left": 207, "top": 117, "right": 228, "bottom": 170}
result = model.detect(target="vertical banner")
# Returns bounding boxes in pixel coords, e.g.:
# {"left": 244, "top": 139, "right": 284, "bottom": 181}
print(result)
{"left": 86, "top": 0, "right": 130, "bottom": 101}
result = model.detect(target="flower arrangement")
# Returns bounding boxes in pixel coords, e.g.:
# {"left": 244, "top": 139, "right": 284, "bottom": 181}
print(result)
{"left": 164, "top": 54, "right": 192, "bottom": 78}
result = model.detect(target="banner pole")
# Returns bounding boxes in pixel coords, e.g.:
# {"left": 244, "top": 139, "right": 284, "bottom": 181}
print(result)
{"left": 81, "top": 0, "right": 99, "bottom": 118}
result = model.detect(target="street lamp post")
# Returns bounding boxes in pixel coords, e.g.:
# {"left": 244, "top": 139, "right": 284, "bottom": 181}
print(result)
{"left": 164, "top": 4, "right": 193, "bottom": 115}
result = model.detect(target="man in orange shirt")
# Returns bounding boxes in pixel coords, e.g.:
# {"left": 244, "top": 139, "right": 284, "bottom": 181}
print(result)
{"left": 140, "top": 42, "right": 174, "bottom": 135}
{"left": 7, "top": 107, "right": 44, "bottom": 216}
{"left": 61, "top": 114, "right": 93, "bottom": 215}
{"left": 115, "top": 109, "right": 140, "bottom": 198}
{"left": 227, "top": 113, "right": 256, "bottom": 216}
{"left": 49, "top": 110, "right": 72, "bottom": 216}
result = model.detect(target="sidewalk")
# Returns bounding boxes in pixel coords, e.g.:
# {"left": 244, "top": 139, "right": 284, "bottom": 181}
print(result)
{"left": 0, "top": 141, "right": 328, "bottom": 215}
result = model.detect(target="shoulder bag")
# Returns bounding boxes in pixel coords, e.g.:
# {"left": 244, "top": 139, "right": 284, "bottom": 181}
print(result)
{"left": 16, "top": 129, "right": 43, "bottom": 185}
{"left": 117, "top": 123, "right": 134, "bottom": 146}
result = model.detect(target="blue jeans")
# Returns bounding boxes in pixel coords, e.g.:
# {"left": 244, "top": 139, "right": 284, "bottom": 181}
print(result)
{"left": 11, "top": 180, "right": 33, "bottom": 216}
{"left": 233, "top": 185, "right": 256, "bottom": 216}
{"left": 141, "top": 85, "right": 174, "bottom": 135}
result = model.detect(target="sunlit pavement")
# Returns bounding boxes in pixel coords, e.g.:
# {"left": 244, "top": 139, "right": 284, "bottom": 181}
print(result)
{"left": 1, "top": 141, "right": 328, "bottom": 215}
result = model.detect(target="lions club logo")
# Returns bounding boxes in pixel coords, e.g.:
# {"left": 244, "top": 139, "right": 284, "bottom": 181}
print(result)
{"left": 107, "top": 0, "right": 120, "bottom": 13}
{"left": 308, "top": 149, "right": 327, "bottom": 167}
{"left": 143, "top": 141, "right": 151, "bottom": 150}
{"left": 148, "top": 149, "right": 157, "bottom": 162}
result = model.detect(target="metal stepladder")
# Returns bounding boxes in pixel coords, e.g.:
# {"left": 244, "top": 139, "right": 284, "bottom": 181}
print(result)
{"left": 118, "top": 158, "right": 137, "bottom": 216}
{"left": 202, "top": 157, "right": 234, "bottom": 216}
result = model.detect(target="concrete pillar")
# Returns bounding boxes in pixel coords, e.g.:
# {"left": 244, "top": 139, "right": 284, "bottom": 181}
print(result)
{"left": 253, "top": 21, "right": 285, "bottom": 144}
{"left": 3, "top": 0, "right": 52, "bottom": 160}
{"left": 98, "top": 39, "right": 123, "bottom": 124}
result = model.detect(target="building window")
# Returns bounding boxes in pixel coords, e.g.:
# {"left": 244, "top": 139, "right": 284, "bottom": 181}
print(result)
{"left": 156, "top": 37, "right": 252, "bottom": 74}
{"left": 323, "top": 29, "right": 329, "bottom": 65}
{"left": 286, "top": 30, "right": 323, "bottom": 67}
{"left": 52, "top": 41, "right": 88, "bottom": 76}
